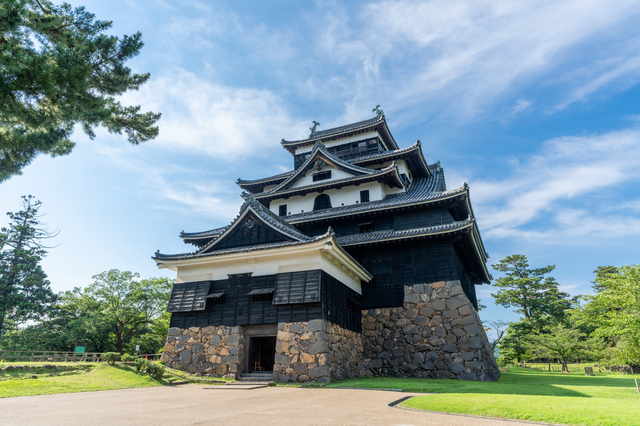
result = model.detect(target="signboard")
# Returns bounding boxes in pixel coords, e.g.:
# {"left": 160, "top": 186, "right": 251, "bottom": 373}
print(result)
{"left": 74, "top": 345, "right": 86, "bottom": 354}
{"left": 135, "top": 345, "right": 140, "bottom": 352}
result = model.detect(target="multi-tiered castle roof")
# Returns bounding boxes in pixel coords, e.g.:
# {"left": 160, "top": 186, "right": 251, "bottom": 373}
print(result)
{"left": 155, "top": 111, "right": 489, "bottom": 294}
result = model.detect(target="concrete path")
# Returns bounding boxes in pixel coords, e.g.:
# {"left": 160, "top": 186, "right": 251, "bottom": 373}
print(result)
{"left": 0, "top": 385, "right": 546, "bottom": 426}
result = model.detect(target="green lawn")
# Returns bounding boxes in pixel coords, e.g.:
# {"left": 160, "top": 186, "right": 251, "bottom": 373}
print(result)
{"left": 0, "top": 362, "right": 162, "bottom": 398}
{"left": 326, "top": 367, "right": 640, "bottom": 426}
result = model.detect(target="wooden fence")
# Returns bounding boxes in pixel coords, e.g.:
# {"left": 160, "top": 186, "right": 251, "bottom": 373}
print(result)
{"left": 0, "top": 351, "right": 162, "bottom": 363}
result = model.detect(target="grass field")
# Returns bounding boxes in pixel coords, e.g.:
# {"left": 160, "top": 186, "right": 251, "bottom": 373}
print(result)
{"left": 326, "top": 367, "right": 640, "bottom": 426}
{"left": 0, "top": 362, "right": 162, "bottom": 398}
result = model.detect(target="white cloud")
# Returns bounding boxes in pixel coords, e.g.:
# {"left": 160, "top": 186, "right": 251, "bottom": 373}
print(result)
{"left": 471, "top": 127, "right": 640, "bottom": 242}
{"left": 304, "top": 0, "right": 640, "bottom": 122}
{"left": 121, "top": 69, "right": 308, "bottom": 159}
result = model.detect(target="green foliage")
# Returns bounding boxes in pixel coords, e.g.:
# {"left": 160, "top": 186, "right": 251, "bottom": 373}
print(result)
{"left": 102, "top": 352, "right": 119, "bottom": 365}
{"left": 0, "top": 196, "right": 56, "bottom": 335}
{"left": 145, "top": 360, "right": 165, "bottom": 380}
{"left": 491, "top": 254, "right": 572, "bottom": 325}
{"left": 134, "top": 357, "right": 146, "bottom": 373}
{"left": 81, "top": 270, "right": 172, "bottom": 354}
{"left": 0, "top": 0, "right": 161, "bottom": 182}
{"left": 121, "top": 353, "right": 136, "bottom": 364}
{"left": 575, "top": 265, "right": 640, "bottom": 365}
{"left": 525, "top": 323, "right": 602, "bottom": 372}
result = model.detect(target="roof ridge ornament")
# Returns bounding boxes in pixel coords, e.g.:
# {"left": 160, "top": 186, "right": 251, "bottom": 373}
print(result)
{"left": 309, "top": 120, "right": 320, "bottom": 138}
{"left": 372, "top": 105, "right": 384, "bottom": 118}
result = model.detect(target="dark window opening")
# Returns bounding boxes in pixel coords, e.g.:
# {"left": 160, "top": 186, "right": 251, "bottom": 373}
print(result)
{"left": 207, "top": 292, "right": 226, "bottom": 305}
{"left": 279, "top": 204, "right": 287, "bottom": 216}
{"left": 314, "top": 194, "right": 332, "bottom": 210}
{"left": 347, "top": 298, "right": 359, "bottom": 312}
{"left": 313, "top": 171, "right": 331, "bottom": 182}
{"left": 359, "top": 222, "right": 374, "bottom": 233}
{"left": 400, "top": 173, "right": 410, "bottom": 187}
{"left": 251, "top": 293, "right": 274, "bottom": 302}
{"left": 360, "top": 190, "right": 370, "bottom": 203}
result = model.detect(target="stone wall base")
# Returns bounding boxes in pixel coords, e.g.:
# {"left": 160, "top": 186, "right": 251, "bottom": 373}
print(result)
{"left": 361, "top": 280, "right": 500, "bottom": 381}
{"left": 161, "top": 325, "right": 243, "bottom": 378}
{"left": 274, "top": 319, "right": 363, "bottom": 383}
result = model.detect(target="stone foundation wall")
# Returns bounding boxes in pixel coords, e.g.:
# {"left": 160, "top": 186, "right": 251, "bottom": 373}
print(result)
{"left": 361, "top": 280, "right": 500, "bottom": 381}
{"left": 274, "top": 319, "right": 363, "bottom": 383}
{"left": 161, "top": 325, "right": 243, "bottom": 378}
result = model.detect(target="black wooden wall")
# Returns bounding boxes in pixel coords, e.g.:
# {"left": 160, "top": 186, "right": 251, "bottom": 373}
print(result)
{"left": 169, "top": 270, "right": 362, "bottom": 332}
{"left": 299, "top": 207, "right": 454, "bottom": 238}
{"left": 347, "top": 241, "right": 478, "bottom": 309}
{"left": 321, "top": 272, "right": 363, "bottom": 332}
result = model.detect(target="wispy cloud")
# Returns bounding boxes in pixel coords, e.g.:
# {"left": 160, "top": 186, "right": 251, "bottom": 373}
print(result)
{"left": 470, "top": 127, "right": 640, "bottom": 242}
{"left": 122, "top": 68, "right": 308, "bottom": 159}
{"left": 302, "top": 0, "right": 640, "bottom": 122}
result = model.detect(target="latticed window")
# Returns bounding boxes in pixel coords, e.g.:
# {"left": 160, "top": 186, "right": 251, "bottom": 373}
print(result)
{"left": 313, "top": 194, "right": 332, "bottom": 210}
{"left": 360, "top": 190, "right": 370, "bottom": 203}
{"left": 313, "top": 171, "right": 331, "bottom": 182}
{"left": 279, "top": 204, "right": 287, "bottom": 216}
{"left": 359, "top": 222, "right": 374, "bottom": 233}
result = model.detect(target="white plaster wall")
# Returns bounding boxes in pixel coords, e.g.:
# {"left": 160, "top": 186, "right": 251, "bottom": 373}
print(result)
{"left": 295, "top": 131, "right": 380, "bottom": 155}
{"left": 263, "top": 184, "right": 277, "bottom": 192}
{"left": 270, "top": 181, "right": 385, "bottom": 215}
{"left": 174, "top": 249, "right": 362, "bottom": 293}
{"left": 290, "top": 166, "right": 353, "bottom": 189}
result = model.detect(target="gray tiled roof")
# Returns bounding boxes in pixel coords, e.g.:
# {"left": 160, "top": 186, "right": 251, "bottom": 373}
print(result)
{"left": 250, "top": 163, "right": 402, "bottom": 200}
{"left": 196, "top": 197, "right": 312, "bottom": 254}
{"left": 336, "top": 217, "right": 473, "bottom": 246}
{"left": 282, "top": 116, "right": 383, "bottom": 145}
{"left": 283, "top": 167, "right": 455, "bottom": 224}
{"left": 155, "top": 233, "right": 327, "bottom": 261}
{"left": 181, "top": 227, "right": 225, "bottom": 240}
{"left": 236, "top": 170, "right": 295, "bottom": 186}
{"left": 237, "top": 142, "right": 430, "bottom": 193}
{"left": 155, "top": 227, "right": 370, "bottom": 279}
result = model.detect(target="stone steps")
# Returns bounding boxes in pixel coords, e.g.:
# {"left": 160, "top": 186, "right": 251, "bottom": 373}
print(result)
{"left": 239, "top": 372, "right": 274, "bottom": 382}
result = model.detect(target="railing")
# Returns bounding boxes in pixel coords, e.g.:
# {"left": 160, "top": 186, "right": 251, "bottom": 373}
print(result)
{"left": 0, "top": 351, "right": 163, "bottom": 363}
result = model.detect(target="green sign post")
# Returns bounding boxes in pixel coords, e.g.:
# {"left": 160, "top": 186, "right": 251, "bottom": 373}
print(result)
{"left": 74, "top": 345, "right": 86, "bottom": 354}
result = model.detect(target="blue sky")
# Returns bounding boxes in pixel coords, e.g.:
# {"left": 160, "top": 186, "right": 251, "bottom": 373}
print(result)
{"left": 2, "top": 0, "right": 640, "bottom": 327}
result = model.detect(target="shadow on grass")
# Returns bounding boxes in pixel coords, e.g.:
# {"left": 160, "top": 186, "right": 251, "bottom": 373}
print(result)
{"left": 327, "top": 368, "right": 636, "bottom": 398}
{"left": 0, "top": 363, "right": 94, "bottom": 380}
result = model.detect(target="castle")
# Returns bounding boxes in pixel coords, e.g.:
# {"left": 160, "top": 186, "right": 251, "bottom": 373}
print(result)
{"left": 155, "top": 109, "right": 500, "bottom": 382}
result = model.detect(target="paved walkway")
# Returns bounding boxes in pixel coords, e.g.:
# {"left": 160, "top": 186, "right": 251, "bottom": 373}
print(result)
{"left": 0, "top": 385, "right": 543, "bottom": 426}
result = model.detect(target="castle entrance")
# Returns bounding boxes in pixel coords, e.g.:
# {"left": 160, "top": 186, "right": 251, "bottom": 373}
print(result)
{"left": 243, "top": 324, "right": 277, "bottom": 373}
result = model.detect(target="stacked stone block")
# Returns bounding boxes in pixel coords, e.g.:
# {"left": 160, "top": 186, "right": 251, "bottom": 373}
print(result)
{"left": 273, "top": 319, "right": 362, "bottom": 383}
{"left": 161, "top": 325, "right": 243, "bottom": 378}
{"left": 361, "top": 280, "right": 500, "bottom": 381}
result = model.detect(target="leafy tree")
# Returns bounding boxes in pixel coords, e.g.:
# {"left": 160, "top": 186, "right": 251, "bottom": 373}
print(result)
{"left": 0, "top": 0, "right": 161, "bottom": 182}
{"left": 81, "top": 270, "right": 171, "bottom": 353}
{"left": 576, "top": 265, "right": 640, "bottom": 365}
{"left": 0, "top": 195, "right": 56, "bottom": 334}
{"left": 491, "top": 254, "right": 571, "bottom": 327}
{"left": 526, "top": 323, "right": 601, "bottom": 372}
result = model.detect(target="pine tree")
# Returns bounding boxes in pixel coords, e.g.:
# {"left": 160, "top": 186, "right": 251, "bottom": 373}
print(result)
{"left": 0, "top": 0, "right": 161, "bottom": 182}
{"left": 491, "top": 254, "right": 571, "bottom": 326}
{"left": 0, "top": 195, "right": 56, "bottom": 334}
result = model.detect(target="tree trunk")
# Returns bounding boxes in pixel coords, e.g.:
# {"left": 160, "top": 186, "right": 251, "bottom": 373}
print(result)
{"left": 562, "top": 359, "right": 568, "bottom": 372}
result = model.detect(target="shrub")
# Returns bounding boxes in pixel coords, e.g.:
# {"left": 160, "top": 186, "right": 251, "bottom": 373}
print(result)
{"left": 102, "top": 352, "right": 120, "bottom": 365}
{"left": 145, "top": 361, "right": 165, "bottom": 380}
{"left": 134, "top": 357, "right": 147, "bottom": 373}
{"left": 122, "top": 354, "right": 136, "bottom": 365}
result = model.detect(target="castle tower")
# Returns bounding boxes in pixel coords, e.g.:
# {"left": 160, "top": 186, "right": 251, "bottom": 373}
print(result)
{"left": 155, "top": 111, "right": 500, "bottom": 382}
